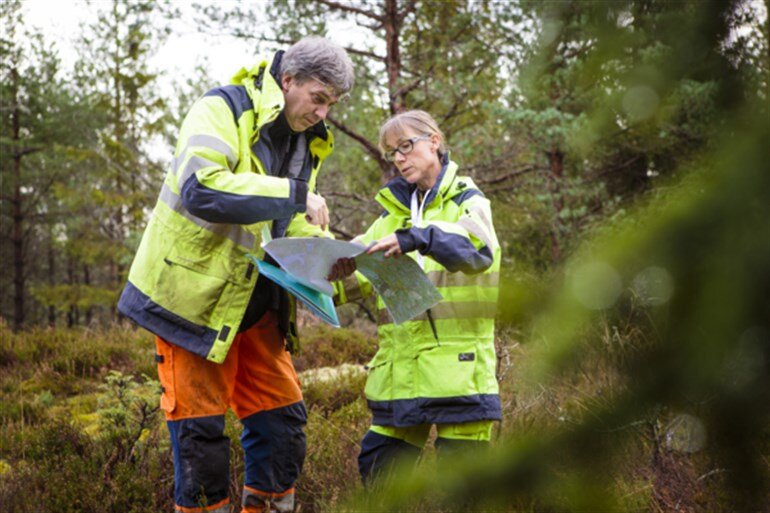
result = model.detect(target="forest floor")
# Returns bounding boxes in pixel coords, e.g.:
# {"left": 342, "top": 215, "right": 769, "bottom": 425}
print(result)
{"left": 0, "top": 315, "right": 756, "bottom": 512}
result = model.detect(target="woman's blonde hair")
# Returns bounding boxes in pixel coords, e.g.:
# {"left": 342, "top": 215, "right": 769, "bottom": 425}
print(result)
{"left": 378, "top": 110, "right": 447, "bottom": 157}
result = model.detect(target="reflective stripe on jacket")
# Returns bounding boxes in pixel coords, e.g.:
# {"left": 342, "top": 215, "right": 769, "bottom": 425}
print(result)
{"left": 118, "top": 53, "right": 334, "bottom": 363}
{"left": 338, "top": 157, "right": 502, "bottom": 426}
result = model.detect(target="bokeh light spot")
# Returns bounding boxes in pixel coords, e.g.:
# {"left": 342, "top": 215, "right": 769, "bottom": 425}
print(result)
{"left": 622, "top": 85, "right": 660, "bottom": 122}
{"left": 570, "top": 261, "right": 623, "bottom": 310}
{"left": 665, "top": 414, "right": 707, "bottom": 453}
{"left": 722, "top": 326, "right": 768, "bottom": 390}
{"left": 632, "top": 266, "right": 674, "bottom": 305}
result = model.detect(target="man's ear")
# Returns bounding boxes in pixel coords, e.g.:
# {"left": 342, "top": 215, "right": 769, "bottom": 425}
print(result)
{"left": 281, "top": 74, "right": 293, "bottom": 92}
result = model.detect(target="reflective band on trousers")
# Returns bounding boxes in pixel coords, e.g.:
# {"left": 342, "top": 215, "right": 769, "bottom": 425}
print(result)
{"left": 378, "top": 300, "right": 497, "bottom": 325}
{"left": 242, "top": 486, "right": 295, "bottom": 513}
{"left": 158, "top": 183, "right": 256, "bottom": 249}
{"left": 174, "top": 499, "right": 230, "bottom": 513}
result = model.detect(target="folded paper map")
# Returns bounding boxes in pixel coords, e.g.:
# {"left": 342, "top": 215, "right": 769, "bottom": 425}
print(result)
{"left": 248, "top": 237, "right": 442, "bottom": 326}
{"left": 251, "top": 258, "right": 340, "bottom": 327}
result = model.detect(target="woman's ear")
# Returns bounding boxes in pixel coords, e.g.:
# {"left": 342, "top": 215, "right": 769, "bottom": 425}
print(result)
{"left": 431, "top": 134, "right": 441, "bottom": 152}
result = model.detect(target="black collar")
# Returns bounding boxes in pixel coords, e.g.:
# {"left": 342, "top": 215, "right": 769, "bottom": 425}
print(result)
{"left": 383, "top": 153, "right": 450, "bottom": 209}
{"left": 269, "top": 111, "right": 295, "bottom": 139}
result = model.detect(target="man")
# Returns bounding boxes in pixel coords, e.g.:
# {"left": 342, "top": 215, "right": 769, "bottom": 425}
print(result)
{"left": 117, "top": 36, "right": 354, "bottom": 513}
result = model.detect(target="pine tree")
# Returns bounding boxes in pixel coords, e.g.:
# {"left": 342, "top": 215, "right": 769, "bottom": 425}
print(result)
{"left": 0, "top": 0, "right": 96, "bottom": 327}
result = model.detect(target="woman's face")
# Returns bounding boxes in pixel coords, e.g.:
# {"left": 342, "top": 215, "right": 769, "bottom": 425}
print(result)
{"left": 384, "top": 128, "right": 442, "bottom": 191}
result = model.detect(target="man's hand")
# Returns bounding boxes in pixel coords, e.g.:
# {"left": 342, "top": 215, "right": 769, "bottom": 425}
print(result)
{"left": 367, "top": 234, "right": 402, "bottom": 258}
{"left": 305, "top": 192, "right": 329, "bottom": 230}
{"left": 327, "top": 257, "right": 356, "bottom": 281}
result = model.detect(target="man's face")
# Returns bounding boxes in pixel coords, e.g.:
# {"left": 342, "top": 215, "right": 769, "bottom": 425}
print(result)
{"left": 281, "top": 75, "right": 340, "bottom": 132}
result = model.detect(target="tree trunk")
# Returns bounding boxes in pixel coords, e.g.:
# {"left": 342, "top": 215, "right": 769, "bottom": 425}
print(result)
{"left": 547, "top": 147, "right": 565, "bottom": 263}
{"left": 384, "top": 0, "right": 403, "bottom": 115}
{"left": 67, "top": 256, "right": 78, "bottom": 327}
{"left": 83, "top": 263, "right": 93, "bottom": 325}
{"left": 10, "top": 65, "right": 25, "bottom": 331}
{"left": 48, "top": 231, "right": 56, "bottom": 327}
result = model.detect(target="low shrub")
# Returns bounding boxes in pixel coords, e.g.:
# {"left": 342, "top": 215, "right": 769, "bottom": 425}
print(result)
{"left": 297, "top": 399, "right": 371, "bottom": 512}
{"left": 293, "top": 323, "right": 377, "bottom": 371}
{"left": 301, "top": 364, "right": 367, "bottom": 416}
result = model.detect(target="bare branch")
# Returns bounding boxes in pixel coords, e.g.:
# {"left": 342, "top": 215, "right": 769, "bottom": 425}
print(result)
{"left": 259, "top": 36, "right": 297, "bottom": 46}
{"left": 391, "top": 73, "right": 426, "bottom": 101}
{"left": 257, "top": 34, "right": 385, "bottom": 62}
{"left": 441, "top": 98, "right": 464, "bottom": 125}
{"left": 475, "top": 165, "right": 537, "bottom": 186}
{"left": 326, "top": 114, "right": 386, "bottom": 167}
{"left": 13, "top": 147, "right": 44, "bottom": 158}
{"left": 356, "top": 19, "right": 385, "bottom": 32}
{"left": 352, "top": 300, "right": 377, "bottom": 323}
{"left": 562, "top": 41, "right": 594, "bottom": 60}
{"left": 441, "top": 13, "right": 475, "bottom": 44}
{"left": 329, "top": 224, "right": 356, "bottom": 240}
{"left": 324, "top": 190, "right": 370, "bottom": 203}
{"left": 485, "top": 183, "right": 525, "bottom": 194}
{"left": 344, "top": 46, "right": 386, "bottom": 61}
{"left": 25, "top": 211, "right": 71, "bottom": 219}
{"left": 595, "top": 155, "right": 644, "bottom": 178}
{"left": 314, "top": 0, "right": 383, "bottom": 21}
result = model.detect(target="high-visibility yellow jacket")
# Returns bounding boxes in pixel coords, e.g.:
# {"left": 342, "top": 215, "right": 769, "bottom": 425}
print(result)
{"left": 118, "top": 52, "right": 333, "bottom": 363}
{"left": 338, "top": 157, "right": 501, "bottom": 426}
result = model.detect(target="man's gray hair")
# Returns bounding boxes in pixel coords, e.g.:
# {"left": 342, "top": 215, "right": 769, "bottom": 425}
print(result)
{"left": 281, "top": 36, "right": 355, "bottom": 97}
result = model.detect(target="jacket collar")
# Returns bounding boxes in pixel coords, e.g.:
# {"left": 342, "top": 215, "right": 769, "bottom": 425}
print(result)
{"left": 376, "top": 153, "right": 459, "bottom": 214}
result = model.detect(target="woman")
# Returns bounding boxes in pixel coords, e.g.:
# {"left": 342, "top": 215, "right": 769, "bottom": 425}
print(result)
{"left": 329, "top": 110, "right": 501, "bottom": 482}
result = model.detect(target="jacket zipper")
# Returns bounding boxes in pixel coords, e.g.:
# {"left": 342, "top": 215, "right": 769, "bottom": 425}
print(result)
{"left": 426, "top": 309, "right": 440, "bottom": 346}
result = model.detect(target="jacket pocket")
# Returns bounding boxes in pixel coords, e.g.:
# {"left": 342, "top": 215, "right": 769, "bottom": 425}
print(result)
{"left": 155, "top": 338, "right": 176, "bottom": 414}
{"left": 152, "top": 249, "right": 233, "bottom": 327}
{"left": 415, "top": 344, "right": 479, "bottom": 399}
{"left": 364, "top": 352, "right": 392, "bottom": 402}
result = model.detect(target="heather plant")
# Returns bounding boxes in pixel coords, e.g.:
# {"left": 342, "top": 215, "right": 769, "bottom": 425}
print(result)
{"left": 0, "top": 323, "right": 173, "bottom": 512}
{"left": 292, "top": 322, "right": 378, "bottom": 371}
{"left": 296, "top": 400, "right": 371, "bottom": 512}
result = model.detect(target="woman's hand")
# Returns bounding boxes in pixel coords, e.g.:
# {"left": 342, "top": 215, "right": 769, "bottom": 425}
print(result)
{"left": 367, "top": 234, "right": 403, "bottom": 258}
{"left": 327, "top": 257, "right": 357, "bottom": 281}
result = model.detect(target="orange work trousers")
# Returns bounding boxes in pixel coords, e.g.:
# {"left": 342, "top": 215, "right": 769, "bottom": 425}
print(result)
{"left": 155, "top": 311, "right": 306, "bottom": 513}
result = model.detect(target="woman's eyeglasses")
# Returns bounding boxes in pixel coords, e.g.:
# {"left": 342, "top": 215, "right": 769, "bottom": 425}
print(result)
{"left": 383, "top": 134, "right": 431, "bottom": 162}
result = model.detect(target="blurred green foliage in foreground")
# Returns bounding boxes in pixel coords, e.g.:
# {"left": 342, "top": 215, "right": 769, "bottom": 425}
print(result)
{"left": 1, "top": 0, "right": 768, "bottom": 511}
